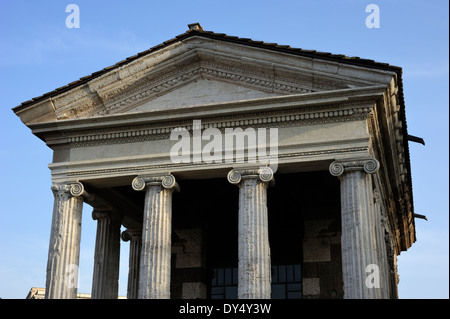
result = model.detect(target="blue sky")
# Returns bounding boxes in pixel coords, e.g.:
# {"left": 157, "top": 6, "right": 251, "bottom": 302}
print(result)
{"left": 0, "top": 0, "right": 448, "bottom": 299}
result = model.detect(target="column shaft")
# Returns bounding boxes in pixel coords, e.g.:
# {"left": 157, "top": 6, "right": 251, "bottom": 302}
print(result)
{"left": 330, "top": 159, "right": 380, "bottom": 299}
{"left": 91, "top": 210, "right": 121, "bottom": 299}
{"left": 340, "top": 170, "right": 375, "bottom": 298}
{"left": 373, "top": 189, "right": 391, "bottom": 299}
{"left": 122, "top": 229, "right": 142, "bottom": 299}
{"left": 228, "top": 167, "right": 273, "bottom": 299}
{"left": 132, "top": 174, "right": 178, "bottom": 299}
{"left": 45, "top": 183, "right": 84, "bottom": 299}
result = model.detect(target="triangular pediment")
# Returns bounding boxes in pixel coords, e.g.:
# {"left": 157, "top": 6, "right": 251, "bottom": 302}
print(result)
{"left": 89, "top": 56, "right": 326, "bottom": 118}
{"left": 127, "top": 78, "right": 278, "bottom": 113}
{"left": 14, "top": 30, "right": 397, "bottom": 124}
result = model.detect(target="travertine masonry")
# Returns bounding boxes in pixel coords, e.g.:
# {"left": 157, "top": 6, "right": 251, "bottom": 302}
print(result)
{"left": 132, "top": 174, "right": 179, "bottom": 299}
{"left": 172, "top": 228, "right": 207, "bottom": 299}
{"left": 121, "top": 229, "right": 142, "bottom": 299}
{"left": 91, "top": 210, "right": 121, "bottom": 299}
{"left": 228, "top": 167, "right": 274, "bottom": 299}
{"left": 330, "top": 159, "right": 381, "bottom": 299}
{"left": 45, "top": 183, "right": 85, "bottom": 299}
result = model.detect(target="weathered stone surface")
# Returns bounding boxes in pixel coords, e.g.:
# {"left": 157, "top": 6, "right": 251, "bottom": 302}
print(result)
{"left": 303, "top": 278, "right": 320, "bottom": 296}
{"left": 173, "top": 229, "right": 204, "bottom": 269}
{"left": 133, "top": 174, "right": 179, "bottom": 299}
{"left": 228, "top": 167, "right": 274, "bottom": 299}
{"left": 303, "top": 238, "right": 331, "bottom": 262}
{"left": 182, "top": 282, "right": 207, "bottom": 299}
{"left": 45, "top": 183, "right": 84, "bottom": 299}
{"left": 121, "top": 229, "right": 142, "bottom": 299}
{"left": 330, "top": 159, "right": 382, "bottom": 299}
{"left": 91, "top": 210, "right": 121, "bottom": 299}
{"left": 171, "top": 228, "right": 206, "bottom": 299}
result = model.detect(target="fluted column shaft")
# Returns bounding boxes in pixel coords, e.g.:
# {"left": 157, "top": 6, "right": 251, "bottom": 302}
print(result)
{"left": 132, "top": 174, "right": 179, "bottom": 299}
{"left": 228, "top": 167, "right": 274, "bottom": 299}
{"left": 122, "top": 229, "right": 142, "bottom": 299}
{"left": 373, "top": 190, "right": 390, "bottom": 298}
{"left": 91, "top": 209, "right": 121, "bottom": 299}
{"left": 45, "top": 182, "right": 87, "bottom": 299}
{"left": 330, "top": 158, "right": 380, "bottom": 299}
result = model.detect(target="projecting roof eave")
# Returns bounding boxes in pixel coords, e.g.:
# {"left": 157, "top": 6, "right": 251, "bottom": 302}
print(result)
{"left": 27, "top": 85, "right": 388, "bottom": 135}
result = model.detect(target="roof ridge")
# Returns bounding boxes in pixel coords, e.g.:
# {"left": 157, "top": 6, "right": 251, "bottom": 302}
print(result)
{"left": 13, "top": 24, "right": 402, "bottom": 111}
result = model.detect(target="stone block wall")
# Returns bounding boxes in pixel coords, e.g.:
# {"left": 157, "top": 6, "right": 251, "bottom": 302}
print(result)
{"left": 302, "top": 212, "right": 343, "bottom": 299}
{"left": 171, "top": 228, "right": 207, "bottom": 299}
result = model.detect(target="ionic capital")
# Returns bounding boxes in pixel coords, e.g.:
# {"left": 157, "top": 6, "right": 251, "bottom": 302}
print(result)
{"left": 329, "top": 158, "right": 380, "bottom": 177}
{"left": 227, "top": 166, "right": 274, "bottom": 185}
{"left": 51, "top": 181, "right": 93, "bottom": 200}
{"left": 121, "top": 229, "right": 142, "bottom": 242}
{"left": 92, "top": 208, "right": 117, "bottom": 221}
{"left": 131, "top": 174, "right": 179, "bottom": 192}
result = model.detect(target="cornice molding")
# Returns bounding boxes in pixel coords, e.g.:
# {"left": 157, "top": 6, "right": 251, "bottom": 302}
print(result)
{"left": 65, "top": 101, "right": 374, "bottom": 148}
{"left": 30, "top": 85, "right": 384, "bottom": 134}
{"left": 31, "top": 88, "right": 382, "bottom": 148}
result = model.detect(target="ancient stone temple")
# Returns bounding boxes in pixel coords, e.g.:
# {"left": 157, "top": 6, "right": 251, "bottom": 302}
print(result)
{"left": 13, "top": 23, "right": 417, "bottom": 299}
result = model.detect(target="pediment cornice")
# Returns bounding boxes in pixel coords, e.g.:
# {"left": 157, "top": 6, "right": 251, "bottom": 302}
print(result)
{"left": 29, "top": 85, "right": 386, "bottom": 146}
{"left": 15, "top": 36, "right": 396, "bottom": 125}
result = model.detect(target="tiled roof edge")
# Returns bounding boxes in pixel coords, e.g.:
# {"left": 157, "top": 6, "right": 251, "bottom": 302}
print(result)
{"left": 12, "top": 28, "right": 402, "bottom": 112}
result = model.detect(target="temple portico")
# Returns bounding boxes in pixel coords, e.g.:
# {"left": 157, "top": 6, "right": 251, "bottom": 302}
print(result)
{"left": 13, "top": 24, "right": 417, "bottom": 299}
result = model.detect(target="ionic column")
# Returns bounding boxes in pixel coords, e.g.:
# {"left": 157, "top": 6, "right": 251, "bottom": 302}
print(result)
{"left": 329, "top": 158, "right": 380, "bottom": 299}
{"left": 121, "top": 229, "right": 142, "bottom": 299}
{"left": 132, "top": 174, "right": 179, "bottom": 299}
{"left": 373, "top": 189, "right": 390, "bottom": 299}
{"left": 45, "top": 182, "right": 88, "bottom": 299}
{"left": 228, "top": 167, "right": 274, "bottom": 299}
{"left": 91, "top": 209, "right": 121, "bottom": 299}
